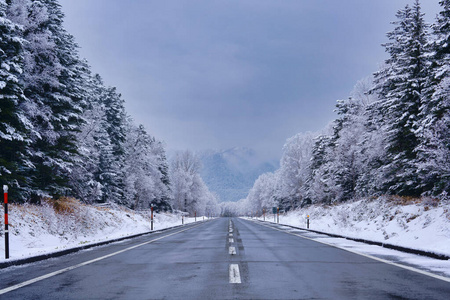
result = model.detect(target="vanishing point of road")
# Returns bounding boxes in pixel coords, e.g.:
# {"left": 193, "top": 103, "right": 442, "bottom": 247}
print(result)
{"left": 0, "top": 218, "right": 449, "bottom": 299}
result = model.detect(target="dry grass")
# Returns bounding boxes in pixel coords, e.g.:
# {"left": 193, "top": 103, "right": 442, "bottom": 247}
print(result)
{"left": 385, "top": 195, "right": 440, "bottom": 207}
{"left": 42, "top": 197, "right": 83, "bottom": 215}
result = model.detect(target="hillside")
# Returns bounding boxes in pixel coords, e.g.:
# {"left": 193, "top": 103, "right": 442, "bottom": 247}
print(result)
{"left": 0, "top": 199, "right": 202, "bottom": 262}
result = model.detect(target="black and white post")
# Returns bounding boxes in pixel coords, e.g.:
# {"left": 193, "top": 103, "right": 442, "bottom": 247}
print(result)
{"left": 3, "top": 185, "right": 9, "bottom": 259}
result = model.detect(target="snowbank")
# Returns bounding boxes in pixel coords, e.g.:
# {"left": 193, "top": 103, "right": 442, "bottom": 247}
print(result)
{"left": 0, "top": 199, "right": 204, "bottom": 262}
{"left": 256, "top": 197, "right": 450, "bottom": 256}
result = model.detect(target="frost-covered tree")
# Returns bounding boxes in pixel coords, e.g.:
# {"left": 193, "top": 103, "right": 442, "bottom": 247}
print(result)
{"left": 416, "top": 0, "right": 450, "bottom": 196}
{"left": 0, "top": 0, "right": 31, "bottom": 200}
{"left": 68, "top": 74, "right": 107, "bottom": 203}
{"left": 245, "top": 172, "right": 278, "bottom": 214}
{"left": 276, "top": 132, "right": 314, "bottom": 208}
{"left": 7, "top": 0, "right": 86, "bottom": 200}
{"left": 305, "top": 130, "right": 335, "bottom": 203}
{"left": 123, "top": 123, "right": 172, "bottom": 211}
{"left": 372, "top": 0, "right": 430, "bottom": 196}
{"left": 96, "top": 86, "right": 127, "bottom": 204}
{"left": 170, "top": 151, "right": 214, "bottom": 216}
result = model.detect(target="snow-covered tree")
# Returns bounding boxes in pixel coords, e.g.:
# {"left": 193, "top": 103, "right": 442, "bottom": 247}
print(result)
{"left": 372, "top": 0, "right": 430, "bottom": 196}
{"left": 170, "top": 151, "right": 215, "bottom": 216}
{"left": 123, "top": 123, "right": 172, "bottom": 211}
{"left": 7, "top": 0, "right": 86, "bottom": 200}
{"left": 0, "top": 0, "right": 31, "bottom": 200}
{"left": 276, "top": 132, "right": 315, "bottom": 208}
{"left": 416, "top": 0, "right": 450, "bottom": 196}
{"left": 68, "top": 74, "right": 107, "bottom": 203}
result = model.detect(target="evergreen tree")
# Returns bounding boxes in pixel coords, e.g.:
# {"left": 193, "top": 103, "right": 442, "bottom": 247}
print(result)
{"left": 417, "top": 0, "right": 450, "bottom": 195}
{"left": 0, "top": 0, "right": 30, "bottom": 200}
{"left": 305, "top": 133, "right": 334, "bottom": 203}
{"left": 8, "top": 0, "right": 86, "bottom": 200}
{"left": 99, "top": 86, "right": 127, "bottom": 204}
{"left": 69, "top": 73, "right": 108, "bottom": 203}
{"left": 373, "top": 0, "right": 429, "bottom": 196}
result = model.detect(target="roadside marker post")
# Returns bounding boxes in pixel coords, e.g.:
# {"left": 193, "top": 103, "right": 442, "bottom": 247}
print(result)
{"left": 307, "top": 215, "right": 310, "bottom": 229}
{"left": 3, "top": 185, "right": 9, "bottom": 259}
{"left": 277, "top": 207, "right": 279, "bottom": 224}
{"left": 272, "top": 207, "right": 277, "bottom": 222}
{"left": 150, "top": 205, "right": 154, "bottom": 231}
{"left": 182, "top": 215, "right": 184, "bottom": 225}
{"left": 195, "top": 211, "right": 197, "bottom": 222}
{"left": 263, "top": 208, "right": 265, "bottom": 221}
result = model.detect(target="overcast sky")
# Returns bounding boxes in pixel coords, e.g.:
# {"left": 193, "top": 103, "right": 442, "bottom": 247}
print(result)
{"left": 59, "top": 0, "right": 440, "bottom": 161}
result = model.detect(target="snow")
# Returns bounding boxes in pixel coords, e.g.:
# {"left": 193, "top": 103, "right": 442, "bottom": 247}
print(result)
{"left": 252, "top": 197, "right": 450, "bottom": 257}
{"left": 284, "top": 229, "right": 450, "bottom": 277}
{"left": 0, "top": 201, "right": 207, "bottom": 262}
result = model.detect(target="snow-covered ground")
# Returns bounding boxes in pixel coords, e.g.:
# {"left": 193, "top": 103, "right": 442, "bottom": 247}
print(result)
{"left": 0, "top": 199, "right": 207, "bottom": 262}
{"left": 254, "top": 197, "right": 450, "bottom": 256}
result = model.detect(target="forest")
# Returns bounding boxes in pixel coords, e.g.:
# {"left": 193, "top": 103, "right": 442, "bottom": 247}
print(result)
{"left": 235, "top": 0, "right": 450, "bottom": 215}
{"left": 1, "top": 0, "right": 449, "bottom": 217}
{"left": 0, "top": 0, "right": 219, "bottom": 216}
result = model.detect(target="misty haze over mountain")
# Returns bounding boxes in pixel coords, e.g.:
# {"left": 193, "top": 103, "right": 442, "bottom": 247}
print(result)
{"left": 199, "top": 148, "right": 278, "bottom": 202}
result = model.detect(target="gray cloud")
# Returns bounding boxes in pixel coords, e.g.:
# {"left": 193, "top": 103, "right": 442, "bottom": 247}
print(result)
{"left": 60, "top": 0, "right": 440, "bottom": 160}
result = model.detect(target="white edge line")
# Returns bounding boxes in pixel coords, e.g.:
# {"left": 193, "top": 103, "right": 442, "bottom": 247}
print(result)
{"left": 0, "top": 223, "right": 205, "bottom": 295}
{"left": 252, "top": 220, "right": 450, "bottom": 283}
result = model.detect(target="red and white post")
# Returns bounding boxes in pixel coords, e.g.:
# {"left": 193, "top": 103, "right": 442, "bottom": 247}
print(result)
{"left": 3, "top": 185, "right": 9, "bottom": 259}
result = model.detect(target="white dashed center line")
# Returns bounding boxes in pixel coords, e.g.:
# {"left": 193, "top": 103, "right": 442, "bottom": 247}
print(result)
{"left": 229, "top": 264, "right": 241, "bottom": 283}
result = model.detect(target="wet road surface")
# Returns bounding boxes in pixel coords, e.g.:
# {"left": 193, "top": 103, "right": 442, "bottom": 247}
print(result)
{"left": 0, "top": 217, "right": 449, "bottom": 299}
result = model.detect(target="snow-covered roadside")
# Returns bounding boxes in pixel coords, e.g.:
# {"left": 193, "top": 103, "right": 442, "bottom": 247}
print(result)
{"left": 0, "top": 199, "right": 207, "bottom": 262}
{"left": 253, "top": 197, "right": 450, "bottom": 256}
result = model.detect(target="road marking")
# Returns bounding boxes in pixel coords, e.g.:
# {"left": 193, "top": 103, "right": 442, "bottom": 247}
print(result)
{"left": 229, "top": 246, "right": 236, "bottom": 255}
{"left": 252, "top": 220, "right": 450, "bottom": 283}
{"left": 229, "top": 264, "right": 241, "bottom": 283}
{"left": 229, "top": 233, "right": 233, "bottom": 237}
{"left": 0, "top": 223, "right": 206, "bottom": 295}
{"left": 229, "top": 238, "right": 234, "bottom": 243}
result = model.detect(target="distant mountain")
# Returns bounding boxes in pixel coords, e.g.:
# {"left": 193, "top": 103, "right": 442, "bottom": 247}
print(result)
{"left": 199, "top": 147, "right": 278, "bottom": 202}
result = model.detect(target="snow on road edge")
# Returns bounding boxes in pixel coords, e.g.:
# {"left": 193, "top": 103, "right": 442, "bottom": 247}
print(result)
{"left": 0, "top": 201, "right": 204, "bottom": 262}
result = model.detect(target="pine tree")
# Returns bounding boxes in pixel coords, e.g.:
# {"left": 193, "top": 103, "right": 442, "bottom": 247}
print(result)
{"left": 416, "top": 0, "right": 450, "bottom": 196}
{"left": 326, "top": 99, "right": 364, "bottom": 202}
{"left": 373, "top": 0, "right": 429, "bottom": 196}
{"left": 0, "top": 0, "right": 30, "bottom": 200}
{"left": 305, "top": 133, "right": 334, "bottom": 203}
{"left": 99, "top": 86, "right": 127, "bottom": 204}
{"left": 7, "top": 0, "right": 86, "bottom": 200}
{"left": 69, "top": 73, "right": 108, "bottom": 203}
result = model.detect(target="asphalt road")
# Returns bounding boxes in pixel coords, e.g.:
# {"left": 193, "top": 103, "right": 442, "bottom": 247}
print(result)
{"left": 0, "top": 217, "right": 449, "bottom": 299}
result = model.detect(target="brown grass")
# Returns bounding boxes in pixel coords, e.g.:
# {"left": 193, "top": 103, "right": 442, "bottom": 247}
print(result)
{"left": 42, "top": 197, "right": 82, "bottom": 215}
{"left": 385, "top": 195, "right": 440, "bottom": 206}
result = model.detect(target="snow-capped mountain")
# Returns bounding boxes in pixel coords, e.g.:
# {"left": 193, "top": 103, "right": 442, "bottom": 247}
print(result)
{"left": 199, "top": 147, "right": 278, "bottom": 202}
